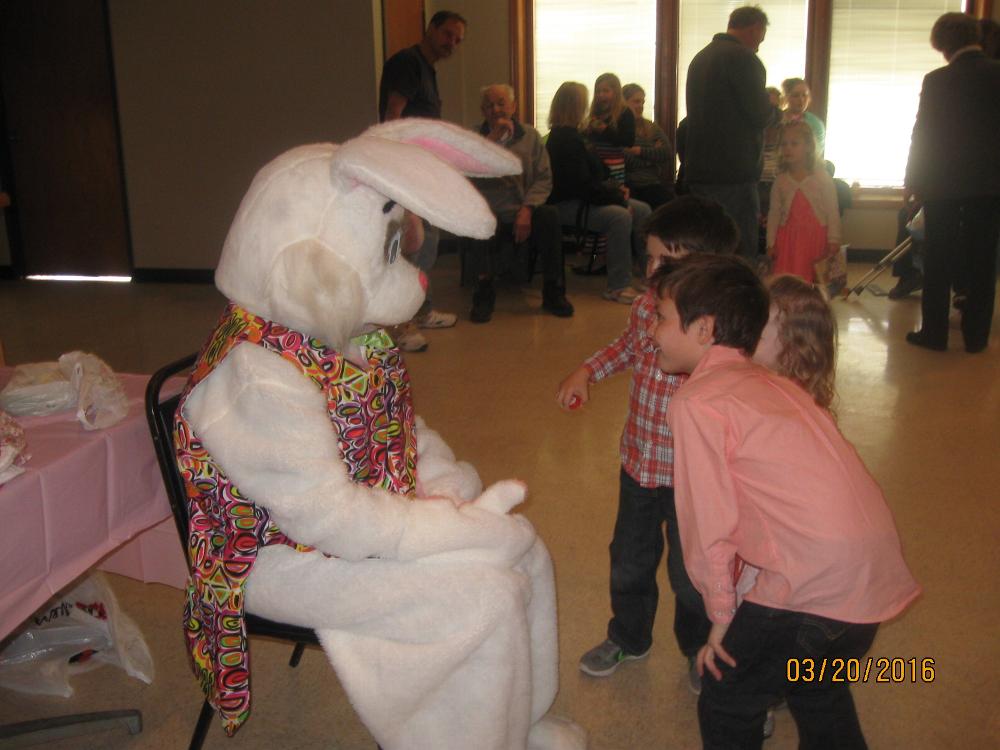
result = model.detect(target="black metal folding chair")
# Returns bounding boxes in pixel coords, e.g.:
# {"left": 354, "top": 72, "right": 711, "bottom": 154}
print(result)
{"left": 145, "top": 353, "right": 379, "bottom": 750}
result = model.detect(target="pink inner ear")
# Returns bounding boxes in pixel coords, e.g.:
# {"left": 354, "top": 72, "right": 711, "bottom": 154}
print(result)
{"left": 408, "top": 136, "right": 492, "bottom": 175}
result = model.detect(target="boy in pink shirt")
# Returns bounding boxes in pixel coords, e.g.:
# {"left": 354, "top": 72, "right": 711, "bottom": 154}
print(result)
{"left": 651, "top": 254, "right": 921, "bottom": 748}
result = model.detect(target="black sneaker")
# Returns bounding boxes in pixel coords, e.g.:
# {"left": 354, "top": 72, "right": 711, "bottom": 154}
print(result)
{"left": 470, "top": 278, "right": 496, "bottom": 323}
{"left": 905, "top": 330, "right": 946, "bottom": 351}
{"left": 542, "top": 281, "right": 574, "bottom": 317}
{"left": 888, "top": 273, "right": 923, "bottom": 300}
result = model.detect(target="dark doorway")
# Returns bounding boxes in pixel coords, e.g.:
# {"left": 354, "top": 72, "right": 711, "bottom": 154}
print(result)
{"left": 0, "top": 0, "right": 131, "bottom": 276}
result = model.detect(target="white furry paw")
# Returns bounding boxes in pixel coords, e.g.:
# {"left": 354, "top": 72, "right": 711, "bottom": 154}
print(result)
{"left": 474, "top": 479, "right": 527, "bottom": 515}
{"left": 527, "top": 714, "right": 588, "bottom": 750}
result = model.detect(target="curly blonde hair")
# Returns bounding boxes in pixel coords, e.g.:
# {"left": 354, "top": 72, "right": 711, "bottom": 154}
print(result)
{"left": 768, "top": 275, "right": 837, "bottom": 410}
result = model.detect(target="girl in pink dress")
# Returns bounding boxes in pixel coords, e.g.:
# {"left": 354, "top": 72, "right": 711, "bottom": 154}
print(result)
{"left": 767, "top": 121, "right": 841, "bottom": 282}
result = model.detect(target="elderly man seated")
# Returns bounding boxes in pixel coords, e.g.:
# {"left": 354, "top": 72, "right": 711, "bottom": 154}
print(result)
{"left": 469, "top": 84, "right": 573, "bottom": 323}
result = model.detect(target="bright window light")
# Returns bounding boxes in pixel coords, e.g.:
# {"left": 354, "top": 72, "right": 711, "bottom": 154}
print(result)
{"left": 534, "top": 0, "right": 657, "bottom": 131}
{"left": 26, "top": 275, "right": 132, "bottom": 283}
{"left": 825, "top": 0, "right": 963, "bottom": 187}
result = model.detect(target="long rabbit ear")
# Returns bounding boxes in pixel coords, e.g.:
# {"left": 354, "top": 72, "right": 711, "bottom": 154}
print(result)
{"left": 330, "top": 119, "right": 522, "bottom": 240}
{"left": 369, "top": 118, "right": 522, "bottom": 177}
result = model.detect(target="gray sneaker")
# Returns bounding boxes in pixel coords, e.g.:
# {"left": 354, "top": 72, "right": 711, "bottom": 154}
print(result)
{"left": 687, "top": 656, "right": 702, "bottom": 695}
{"left": 763, "top": 709, "right": 775, "bottom": 739}
{"left": 579, "top": 639, "right": 649, "bottom": 677}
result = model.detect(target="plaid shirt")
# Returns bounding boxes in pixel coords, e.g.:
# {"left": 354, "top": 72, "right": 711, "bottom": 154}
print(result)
{"left": 584, "top": 291, "right": 686, "bottom": 488}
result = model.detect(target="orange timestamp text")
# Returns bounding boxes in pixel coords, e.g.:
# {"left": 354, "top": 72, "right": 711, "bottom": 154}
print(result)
{"left": 786, "top": 657, "right": 935, "bottom": 683}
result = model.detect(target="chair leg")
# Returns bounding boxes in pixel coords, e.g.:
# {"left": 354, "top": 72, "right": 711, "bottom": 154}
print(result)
{"left": 189, "top": 699, "right": 214, "bottom": 750}
{"left": 289, "top": 641, "right": 307, "bottom": 667}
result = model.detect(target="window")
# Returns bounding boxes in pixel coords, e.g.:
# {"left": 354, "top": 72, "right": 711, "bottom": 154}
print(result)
{"left": 533, "top": 0, "right": 657, "bottom": 130}
{"left": 825, "top": 0, "right": 964, "bottom": 187}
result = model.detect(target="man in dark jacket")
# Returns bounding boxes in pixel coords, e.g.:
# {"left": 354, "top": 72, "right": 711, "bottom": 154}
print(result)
{"left": 684, "top": 6, "right": 776, "bottom": 261}
{"left": 904, "top": 12, "right": 1000, "bottom": 354}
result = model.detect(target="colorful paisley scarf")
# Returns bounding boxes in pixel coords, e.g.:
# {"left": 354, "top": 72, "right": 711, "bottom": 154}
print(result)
{"left": 174, "top": 304, "right": 416, "bottom": 735}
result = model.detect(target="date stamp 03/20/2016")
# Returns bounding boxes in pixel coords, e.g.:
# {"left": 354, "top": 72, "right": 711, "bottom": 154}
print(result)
{"left": 786, "top": 657, "right": 936, "bottom": 684}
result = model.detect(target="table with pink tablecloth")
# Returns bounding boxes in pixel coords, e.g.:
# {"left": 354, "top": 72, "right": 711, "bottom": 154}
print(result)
{"left": 0, "top": 369, "right": 187, "bottom": 641}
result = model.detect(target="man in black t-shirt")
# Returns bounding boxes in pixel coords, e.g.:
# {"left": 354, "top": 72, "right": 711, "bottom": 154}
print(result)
{"left": 379, "top": 11, "right": 465, "bottom": 122}
{"left": 378, "top": 11, "right": 467, "bottom": 351}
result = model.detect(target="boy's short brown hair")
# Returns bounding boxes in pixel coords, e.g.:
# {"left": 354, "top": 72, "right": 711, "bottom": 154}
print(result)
{"left": 644, "top": 195, "right": 740, "bottom": 255}
{"left": 654, "top": 253, "right": 769, "bottom": 356}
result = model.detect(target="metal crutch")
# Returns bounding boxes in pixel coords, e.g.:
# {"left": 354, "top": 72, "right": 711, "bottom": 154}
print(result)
{"left": 840, "top": 236, "right": 913, "bottom": 299}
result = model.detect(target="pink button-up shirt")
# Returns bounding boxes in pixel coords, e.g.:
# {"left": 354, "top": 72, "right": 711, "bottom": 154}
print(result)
{"left": 667, "top": 346, "right": 921, "bottom": 625}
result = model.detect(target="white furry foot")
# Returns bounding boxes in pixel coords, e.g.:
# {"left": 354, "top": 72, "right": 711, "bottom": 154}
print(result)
{"left": 527, "top": 714, "right": 588, "bottom": 750}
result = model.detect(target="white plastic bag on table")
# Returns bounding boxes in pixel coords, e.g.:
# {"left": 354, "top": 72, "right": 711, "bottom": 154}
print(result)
{"left": 0, "top": 352, "right": 128, "bottom": 429}
{"left": 0, "top": 573, "right": 154, "bottom": 697}
{"left": 0, "top": 409, "right": 29, "bottom": 484}
{"left": 0, "top": 362, "right": 77, "bottom": 416}
{"left": 58, "top": 351, "right": 129, "bottom": 430}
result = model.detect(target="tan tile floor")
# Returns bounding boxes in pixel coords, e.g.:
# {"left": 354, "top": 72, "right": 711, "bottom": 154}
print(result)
{"left": 1, "top": 256, "right": 998, "bottom": 748}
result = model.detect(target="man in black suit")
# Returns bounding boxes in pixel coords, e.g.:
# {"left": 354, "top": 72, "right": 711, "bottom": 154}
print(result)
{"left": 904, "top": 12, "right": 1000, "bottom": 353}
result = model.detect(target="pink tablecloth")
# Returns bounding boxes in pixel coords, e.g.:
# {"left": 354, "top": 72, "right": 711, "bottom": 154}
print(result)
{"left": 0, "top": 369, "right": 187, "bottom": 640}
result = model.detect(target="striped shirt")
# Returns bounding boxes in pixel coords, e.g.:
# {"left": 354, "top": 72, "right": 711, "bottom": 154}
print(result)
{"left": 584, "top": 291, "right": 686, "bottom": 488}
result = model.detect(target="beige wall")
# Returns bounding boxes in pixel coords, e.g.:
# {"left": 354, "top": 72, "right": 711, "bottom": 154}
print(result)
{"left": 109, "top": 0, "right": 378, "bottom": 270}
{"left": 427, "top": 1, "right": 512, "bottom": 128}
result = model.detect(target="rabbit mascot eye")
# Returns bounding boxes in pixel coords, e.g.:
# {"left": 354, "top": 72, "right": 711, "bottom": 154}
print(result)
{"left": 175, "top": 119, "right": 587, "bottom": 750}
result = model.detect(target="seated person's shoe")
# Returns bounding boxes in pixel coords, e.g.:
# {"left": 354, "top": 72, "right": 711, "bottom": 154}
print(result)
{"left": 578, "top": 639, "right": 649, "bottom": 677}
{"left": 905, "top": 330, "right": 946, "bottom": 351}
{"left": 395, "top": 323, "right": 429, "bottom": 352}
{"left": 601, "top": 287, "right": 639, "bottom": 305}
{"left": 416, "top": 309, "right": 458, "bottom": 329}
{"left": 542, "top": 281, "right": 574, "bottom": 317}
{"left": 470, "top": 278, "right": 496, "bottom": 324}
{"left": 888, "top": 273, "right": 923, "bottom": 299}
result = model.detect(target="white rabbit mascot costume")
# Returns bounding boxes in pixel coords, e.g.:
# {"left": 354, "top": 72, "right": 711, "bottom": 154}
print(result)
{"left": 173, "top": 119, "right": 586, "bottom": 750}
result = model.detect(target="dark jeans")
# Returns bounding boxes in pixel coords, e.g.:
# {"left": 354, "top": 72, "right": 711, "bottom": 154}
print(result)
{"left": 920, "top": 196, "right": 1000, "bottom": 349}
{"left": 687, "top": 181, "right": 760, "bottom": 262}
{"left": 608, "top": 468, "right": 711, "bottom": 657}
{"left": 699, "top": 602, "right": 879, "bottom": 750}
{"left": 629, "top": 182, "right": 675, "bottom": 211}
{"left": 467, "top": 204, "right": 564, "bottom": 286}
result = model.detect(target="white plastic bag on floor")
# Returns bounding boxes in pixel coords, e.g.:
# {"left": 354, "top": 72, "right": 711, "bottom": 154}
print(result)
{"left": 58, "top": 351, "right": 129, "bottom": 430}
{"left": 0, "top": 573, "right": 154, "bottom": 697}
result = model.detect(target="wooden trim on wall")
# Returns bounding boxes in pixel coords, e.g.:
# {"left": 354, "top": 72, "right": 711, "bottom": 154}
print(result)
{"left": 382, "top": 0, "right": 425, "bottom": 59}
{"left": 657, "top": 0, "right": 680, "bottom": 149}
{"left": 509, "top": 0, "right": 534, "bottom": 126}
{"left": 805, "top": 0, "right": 832, "bottom": 124}
{"left": 966, "top": 0, "right": 994, "bottom": 18}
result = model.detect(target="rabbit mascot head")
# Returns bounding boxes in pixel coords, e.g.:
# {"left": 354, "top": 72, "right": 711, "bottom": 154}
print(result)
{"left": 215, "top": 119, "right": 519, "bottom": 349}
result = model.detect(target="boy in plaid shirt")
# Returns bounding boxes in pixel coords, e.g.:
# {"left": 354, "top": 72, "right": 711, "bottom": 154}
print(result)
{"left": 556, "top": 196, "right": 738, "bottom": 688}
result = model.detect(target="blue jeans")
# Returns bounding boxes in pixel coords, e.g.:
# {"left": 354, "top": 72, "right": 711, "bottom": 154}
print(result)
{"left": 687, "top": 182, "right": 760, "bottom": 261}
{"left": 699, "top": 602, "right": 879, "bottom": 750}
{"left": 556, "top": 199, "right": 651, "bottom": 291}
{"left": 608, "top": 468, "right": 711, "bottom": 657}
{"left": 414, "top": 222, "right": 440, "bottom": 317}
